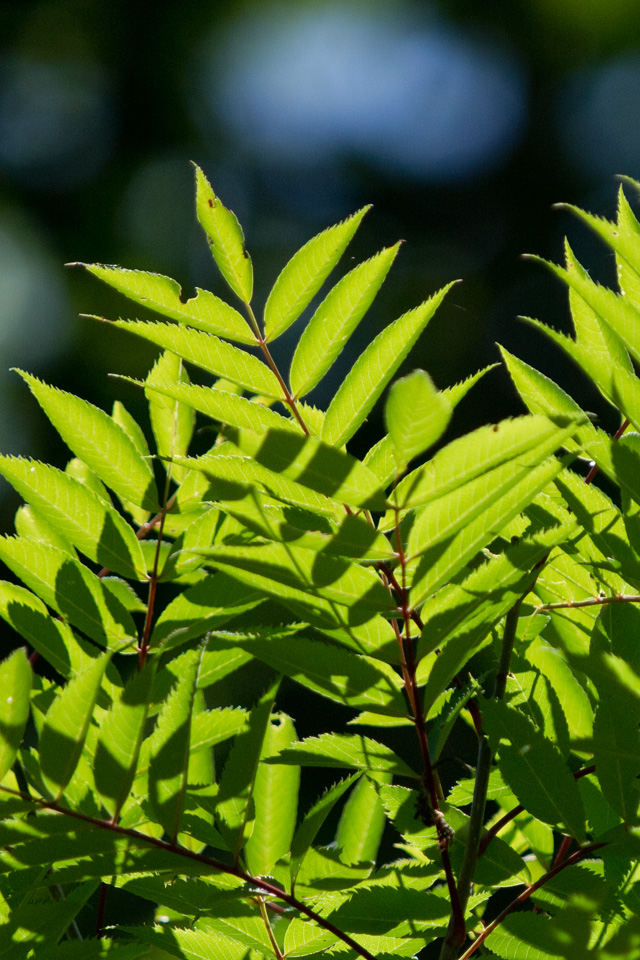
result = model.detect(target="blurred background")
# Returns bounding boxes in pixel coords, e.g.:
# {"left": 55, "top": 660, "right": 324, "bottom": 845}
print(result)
{"left": 2, "top": 0, "right": 640, "bottom": 525}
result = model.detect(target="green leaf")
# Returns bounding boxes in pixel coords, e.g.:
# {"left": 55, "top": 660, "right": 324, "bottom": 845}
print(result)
{"left": 143, "top": 379, "right": 297, "bottom": 435}
{"left": 264, "top": 205, "right": 370, "bottom": 341}
{"left": 15, "top": 371, "right": 158, "bottom": 512}
{"left": 76, "top": 262, "right": 255, "bottom": 343}
{"left": 268, "top": 733, "right": 418, "bottom": 778}
{"left": 148, "top": 646, "right": 203, "bottom": 840}
{"left": 146, "top": 351, "right": 195, "bottom": 483}
{"left": 226, "top": 426, "right": 389, "bottom": 510}
{"left": 385, "top": 369, "right": 452, "bottom": 468}
{"left": 122, "top": 924, "right": 251, "bottom": 960}
{"left": 417, "top": 524, "right": 575, "bottom": 662}
{"left": 362, "top": 434, "right": 397, "bottom": 488}
{"left": 194, "top": 164, "right": 253, "bottom": 304}
{"left": 189, "top": 707, "right": 248, "bottom": 751}
{"left": 0, "top": 537, "right": 137, "bottom": 650}
{"left": 336, "top": 773, "right": 390, "bottom": 865}
{"left": 410, "top": 454, "right": 573, "bottom": 607}
{"left": 532, "top": 251, "right": 640, "bottom": 369}
{"left": 151, "top": 572, "right": 261, "bottom": 649}
{"left": 593, "top": 694, "right": 640, "bottom": 825}
{"left": 39, "top": 650, "right": 111, "bottom": 799}
{"left": 178, "top": 444, "right": 344, "bottom": 517}
{"left": 0, "top": 456, "right": 147, "bottom": 579}
{"left": 500, "top": 343, "right": 610, "bottom": 449}
{"left": 94, "top": 659, "right": 156, "bottom": 817}
{"left": 290, "top": 774, "right": 361, "bottom": 888}
{"left": 289, "top": 243, "right": 400, "bottom": 398}
{"left": 0, "top": 581, "right": 84, "bottom": 678}
{"left": 481, "top": 698, "right": 586, "bottom": 841}
{"left": 215, "top": 680, "right": 280, "bottom": 857}
{"left": 220, "top": 491, "right": 395, "bottom": 562}
{"left": 14, "top": 502, "right": 76, "bottom": 555}
{"left": 322, "top": 282, "right": 455, "bottom": 448}
{"left": 525, "top": 636, "right": 593, "bottom": 742}
{"left": 245, "top": 711, "right": 300, "bottom": 876}
{"left": 195, "top": 541, "right": 395, "bottom": 618}
{"left": 212, "top": 629, "right": 406, "bottom": 715}
{"left": 392, "top": 413, "right": 583, "bottom": 514}
{"left": 442, "top": 364, "right": 498, "bottom": 408}
{"left": 115, "top": 319, "right": 281, "bottom": 397}
{"left": 0, "top": 648, "right": 31, "bottom": 779}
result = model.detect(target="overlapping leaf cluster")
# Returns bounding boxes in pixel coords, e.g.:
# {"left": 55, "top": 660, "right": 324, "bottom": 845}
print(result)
{"left": 1, "top": 168, "right": 640, "bottom": 959}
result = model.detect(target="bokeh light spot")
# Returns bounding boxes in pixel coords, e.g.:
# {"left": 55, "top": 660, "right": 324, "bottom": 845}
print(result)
{"left": 193, "top": 2, "right": 527, "bottom": 183}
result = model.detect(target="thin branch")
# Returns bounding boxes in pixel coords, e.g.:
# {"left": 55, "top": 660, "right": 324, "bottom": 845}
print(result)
{"left": 0, "top": 785, "right": 377, "bottom": 960}
{"left": 536, "top": 593, "right": 640, "bottom": 612}
{"left": 458, "top": 842, "right": 607, "bottom": 960}
{"left": 390, "top": 504, "right": 465, "bottom": 947}
{"left": 479, "top": 765, "right": 595, "bottom": 856}
{"left": 584, "top": 418, "right": 629, "bottom": 485}
{"left": 243, "top": 301, "right": 310, "bottom": 436}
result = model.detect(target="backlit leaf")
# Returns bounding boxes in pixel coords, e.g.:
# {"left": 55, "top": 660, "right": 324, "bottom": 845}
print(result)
{"left": 15, "top": 371, "right": 158, "bottom": 512}
{"left": 290, "top": 774, "right": 361, "bottom": 887}
{"left": 290, "top": 243, "right": 400, "bottom": 397}
{"left": 385, "top": 369, "right": 452, "bottom": 468}
{"left": 146, "top": 351, "right": 195, "bottom": 484}
{"left": 148, "top": 647, "right": 203, "bottom": 840}
{"left": 0, "top": 456, "right": 146, "bottom": 579}
{"left": 322, "top": 282, "right": 455, "bottom": 448}
{"left": 143, "top": 379, "right": 296, "bottom": 434}
{"left": 77, "top": 262, "right": 255, "bottom": 342}
{"left": 264, "top": 205, "right": 370, "bottom": 341}
{"left": 482, "top": 699, "right": 586, "bottom": 841}
{"left": 94, "top": 659, "right": 156, "bottom": 817}
{"left": 0, "top": 648, "right": 31, "bottom": 780}
{"left": 39, "top": 650, "right": 111, "bottom": 798}
{"left": 0, "top": 537, "right": 137, "bottom": 650}
{"left": 195, "top": 164, "right": 253, "bottom": 304}
{"left": 115, "top": 319, "right": 281, "bottom": 397}
{"left": 268, "top": 733, "right": 418, "bottom": 778}
{"left": 245, "top": 711, "right": 299, "bottom": 876}
{"left": 226, "top": 426, "right": 389, "bottom": 510}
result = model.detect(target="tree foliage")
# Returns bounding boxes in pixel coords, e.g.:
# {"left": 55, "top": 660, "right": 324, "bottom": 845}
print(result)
{"left": 2, "top": 169, "right": 640, "bottom": 959}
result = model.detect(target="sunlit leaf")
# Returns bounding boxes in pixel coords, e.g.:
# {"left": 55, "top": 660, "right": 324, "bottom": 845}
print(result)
{"left": 15, "top": 371, "right": 158, "bottom": 512}
{"left": 39, "top": 650, "right": 111, "bottom": 799}
{"left": 290, "top": 243, "right": 400, "bottom": 397}
{"left": 322, "top": 282, "right": 455, "bottom": 448}
{"left": 76, "top": 261, "right": 255, "bottom": 342}
{"left": 385, "top": 369, "right": 452, "bottom": 469}
{"left": 0, "top": 648, "right": 31, "bottom": 780}
{"left": 264, "top": 205, "right": 370, "bottom": 341}
{"left": 115, "top": 319, "right": 281, "bottom": 397}
{"left": 195, "top": 164, "right": 253, "bottom": 304}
